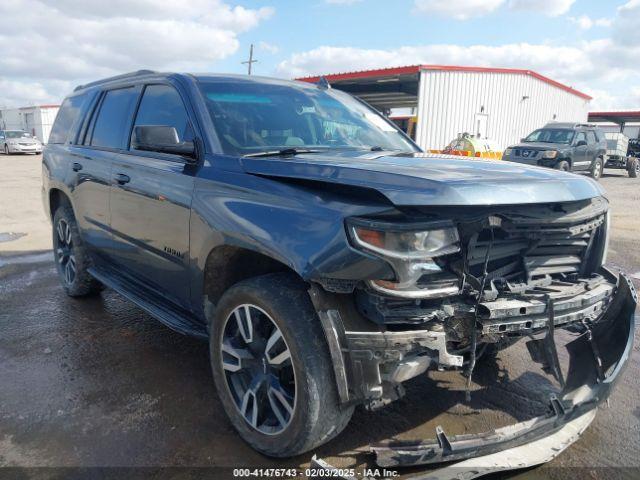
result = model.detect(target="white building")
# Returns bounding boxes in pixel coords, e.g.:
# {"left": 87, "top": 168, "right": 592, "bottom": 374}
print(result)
{"left": 297, "top": 65, "right": 591, "bottom": 151}
{"left": 0, "top": 104, "right": 60, "bottom": 143}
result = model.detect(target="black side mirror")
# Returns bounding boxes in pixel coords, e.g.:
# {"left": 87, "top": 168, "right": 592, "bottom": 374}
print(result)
{"left": 131, "top": 125, "right": 197, "bottom": 161}
{"left": 576, "top": 140, "right": 587, "bottom": 147}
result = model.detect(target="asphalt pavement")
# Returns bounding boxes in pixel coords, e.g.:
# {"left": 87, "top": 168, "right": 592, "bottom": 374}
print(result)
{"left": 1, "top": 155, "right": 639, "bottom": 479}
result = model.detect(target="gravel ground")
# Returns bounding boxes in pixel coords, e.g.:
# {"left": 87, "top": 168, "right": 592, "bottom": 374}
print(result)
{"left": 1, "top": 154, "right": 639, "bottom": 479}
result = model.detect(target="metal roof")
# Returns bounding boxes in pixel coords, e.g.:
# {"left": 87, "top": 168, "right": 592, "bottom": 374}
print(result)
{"left": 588, "top": 111, "right": 640, "bottom": 124}
{"left": 296, "top": 64, "right": 592, "bottom": 102}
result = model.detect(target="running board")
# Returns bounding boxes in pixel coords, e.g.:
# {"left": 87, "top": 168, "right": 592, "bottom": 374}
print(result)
{"left": 88, "top": 266, "right": 208, "bottom": 339}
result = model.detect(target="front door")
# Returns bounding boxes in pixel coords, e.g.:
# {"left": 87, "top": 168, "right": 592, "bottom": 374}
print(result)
{"left": 109, "top": 83, "right": 196, "bottom": 308}
{"left": 572, "top": 131, "right": 589, "bottom": 170}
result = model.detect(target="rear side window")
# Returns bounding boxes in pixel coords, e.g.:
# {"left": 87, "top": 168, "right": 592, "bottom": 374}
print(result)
{"left": 130, "top": 84, "right": 192, "bottom": 148}
{"left": 49, "top": 93, "right": 88, "bottom": 144}
{"left": 587, "top": 131, "right": 597, "bottom": 144}
{"left": 90, "top": 87, "right": 139, "bottom": 149}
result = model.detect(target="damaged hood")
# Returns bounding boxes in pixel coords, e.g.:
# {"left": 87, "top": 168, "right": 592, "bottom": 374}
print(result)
{"left": 241, "top": 151, "right": 604, "bottom": 206}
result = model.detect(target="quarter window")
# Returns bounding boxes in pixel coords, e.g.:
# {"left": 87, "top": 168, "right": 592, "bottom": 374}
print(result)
{"left": 49, "top": 93, "right": 89, "bottom": 144}
{"left": 130, "top": 84, "right": 192, "bottom": 149}
{"left": 90, "top": 87, "right": 139, "bottom": 149}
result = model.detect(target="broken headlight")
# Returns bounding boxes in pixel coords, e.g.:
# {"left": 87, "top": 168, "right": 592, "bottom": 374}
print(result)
{"left": 347, "top": 219, "right": 461, "bottom": 299}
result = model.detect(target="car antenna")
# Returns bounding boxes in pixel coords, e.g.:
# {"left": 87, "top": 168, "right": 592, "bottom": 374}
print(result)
{"left": 317, "top": 76, "right": 331, "bottom": 90}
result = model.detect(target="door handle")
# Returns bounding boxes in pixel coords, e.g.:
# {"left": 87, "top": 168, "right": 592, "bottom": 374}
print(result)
{"left": 114, "top": 173, "right": 130, "bottom": 185}
{"left": 72, "top": 162, "right": 83, "bottom": 172}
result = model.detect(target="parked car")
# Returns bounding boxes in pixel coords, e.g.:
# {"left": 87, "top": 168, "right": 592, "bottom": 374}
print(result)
{"left": 0, "top": 129, "right": 43, "bottom": 155}
{"left": 42, "top": 71, "right": 635, "bottom": 469}
{"left": 502, "top": 123, "right": 607, "bottom": 180}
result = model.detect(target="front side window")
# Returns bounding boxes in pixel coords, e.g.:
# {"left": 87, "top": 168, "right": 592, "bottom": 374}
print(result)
{"left": 575, "top": 132, "right": 587, "bottom": 145}
{"left": 90, "top": 87, "right": 139, "bottom": 149}
{"left": 198, "top": 80, "right": 417, "bottom": 156}
{"left": 524, "top": 128, "right": 574, "bottom": 144}
{"left": 130, "top": 84, "right": 192, "bottom": 149}
{"left": 49, "top": 93, "right": 88, "bottom": 144}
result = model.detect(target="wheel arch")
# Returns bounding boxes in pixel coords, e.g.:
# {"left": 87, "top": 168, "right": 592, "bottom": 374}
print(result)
{"left": 202, "top": 244, "right": 302, "bottom": 317}
{"left": 49, "top": 188, "right": 73, "bottom": 220}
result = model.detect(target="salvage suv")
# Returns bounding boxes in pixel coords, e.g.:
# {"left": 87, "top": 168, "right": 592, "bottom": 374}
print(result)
{"left": 503, "top": 123, "right": 607, "bottom": 180}
{"left": 42, "top": 71, "right": 635, "bottom": 470}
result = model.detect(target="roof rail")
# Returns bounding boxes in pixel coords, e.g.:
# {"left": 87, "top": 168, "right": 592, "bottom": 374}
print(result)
{"left": 74, "top": 70, "right": 159, "bottom": 92}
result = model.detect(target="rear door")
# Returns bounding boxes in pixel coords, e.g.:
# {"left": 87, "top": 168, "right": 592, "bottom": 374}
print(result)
{"left": 572, "top": 131, "right": 589, "bottom": 170}
{"left": 67, "top": 87, "right": 141, "bottom": 255}
{"left": 109, "top": 83, "right": 197, "bottom": 308}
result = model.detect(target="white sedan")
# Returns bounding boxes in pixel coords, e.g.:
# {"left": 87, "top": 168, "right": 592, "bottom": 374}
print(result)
{"left": 1, "top": 130, "right": 43, "bottom": 154}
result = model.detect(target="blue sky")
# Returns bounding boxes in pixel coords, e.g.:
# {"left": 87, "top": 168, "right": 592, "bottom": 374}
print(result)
{"left": 223, "top": 0, "right": 616, "bottom": 74}
{"left": 0, "top": 0, "right": 638, "bottom": 110}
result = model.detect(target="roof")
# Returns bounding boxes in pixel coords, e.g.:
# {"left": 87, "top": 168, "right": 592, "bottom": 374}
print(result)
{"left": 588, "top": 111, "right": 640, "bottom": 124}
{"left": 296, "top": 64, "right": 592, "bottom": 101}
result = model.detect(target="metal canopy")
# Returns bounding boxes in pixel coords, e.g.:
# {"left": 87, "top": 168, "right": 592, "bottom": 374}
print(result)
{"left": 588, "top": 111, "right": 640, "bottom": 125}
{"left": 329, "top": 73, "right": 420, "bottom": 110}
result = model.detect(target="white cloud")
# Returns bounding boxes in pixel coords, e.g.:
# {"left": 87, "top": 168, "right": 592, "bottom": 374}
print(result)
{"left": 257, "top": 41, "right": 280, "bottom": 55}
{"left": 508, "top": 0, "right": 575, "bottom": 17}
{"left": 0, "top": 0, "right": 274, "bottom": 107}
{"left": 569, "top": 15, "right": 612, "bottom": 30}
{"left": 414, "top": 0, "right": 504, "bottom": 20}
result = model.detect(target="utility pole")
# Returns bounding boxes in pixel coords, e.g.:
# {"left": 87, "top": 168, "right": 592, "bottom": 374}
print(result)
{"left": 241, "top": 44, "right": 258, "bottom": 75}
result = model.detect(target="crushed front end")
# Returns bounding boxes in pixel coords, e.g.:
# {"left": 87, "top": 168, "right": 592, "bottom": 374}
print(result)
{"left": 309, "top": 196, "right": 636, "bottom": 467}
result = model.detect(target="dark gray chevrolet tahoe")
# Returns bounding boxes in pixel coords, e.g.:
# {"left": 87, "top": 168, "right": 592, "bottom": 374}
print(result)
{"left": 42, "top": 71, "right": 635, "bottom": 467}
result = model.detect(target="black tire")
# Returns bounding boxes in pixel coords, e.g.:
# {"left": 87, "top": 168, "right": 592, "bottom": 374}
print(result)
{"left": 590, "top": 157, "right": 603, "bottom": 180}
{"left": 209, "top": 273, "right": 354, "bottom": 457}
{"left": 555, "top": 160, "right": 570, "bottom": 172}
{"left": 3, "top": 144, "right": 8, "bottom": 155}
{"left": 52, "top": 203, "right": 103, "bottom": 297}
{"left": 628, "top": 157, "right": 639, "bottom": 178}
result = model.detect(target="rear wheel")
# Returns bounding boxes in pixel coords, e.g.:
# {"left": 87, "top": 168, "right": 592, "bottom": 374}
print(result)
{"left": 590, "top": 157, "right": 603, "bottom": 180}
{"left": 555, "top": 160, "right": 570, "bottom": 172}
{"left": 52, "top": 203, "right": 103, "bottom": 297}
{"left": 628, "top": 157, "right": 639, "bottom": 178}
{"left": 209, "top": 273, "right": 353, "bottom": 457}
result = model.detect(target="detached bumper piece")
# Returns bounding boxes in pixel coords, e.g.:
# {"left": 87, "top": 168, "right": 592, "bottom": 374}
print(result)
{"left": 370, "top": 271, "right": 636, "bottom": 472}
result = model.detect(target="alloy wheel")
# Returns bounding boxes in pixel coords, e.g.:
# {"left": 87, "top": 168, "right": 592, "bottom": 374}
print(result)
{"left": 221, "top": 304, "right": 296, "bottom": 435}
{"left": 55, "top": 218, "right": 76, "bottom": 285}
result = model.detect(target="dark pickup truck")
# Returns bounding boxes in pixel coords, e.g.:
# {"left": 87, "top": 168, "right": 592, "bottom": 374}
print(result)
{"left": 42, "top": 71, "right": 636, "bottom": 471}
{"left": 503, "top": 123, "right": 607, "bottom": 180}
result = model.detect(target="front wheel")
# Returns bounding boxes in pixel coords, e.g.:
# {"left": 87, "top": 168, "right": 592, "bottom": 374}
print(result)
{"left": 555, "top": 160, "right": 570, "bottom": 172}
{"left": 590, "top": 157, "right": 603, "bottom": 180}
{"left": 209, "top": 273, "right": 353, "bottom": 457}
{"left": 628, "top": 157, "right": 639, "bottom": 178}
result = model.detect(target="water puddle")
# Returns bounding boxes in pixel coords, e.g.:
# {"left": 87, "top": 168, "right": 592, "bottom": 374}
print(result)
{"left": 0, "top": 251, "right": 52, "bottom": 268}
{"left": 0, "top": 232, "right": 26, "bottom": 243}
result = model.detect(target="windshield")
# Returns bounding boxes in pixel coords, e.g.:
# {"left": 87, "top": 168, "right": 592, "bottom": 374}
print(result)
{"left": 198, "top": 80, "right": 418, "bottom": 156}
{"left": 524, "top": 128, "right": 574, "bottom": 144}
{"left": 6, "top": 131, "right": 32, "bottom": 139}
